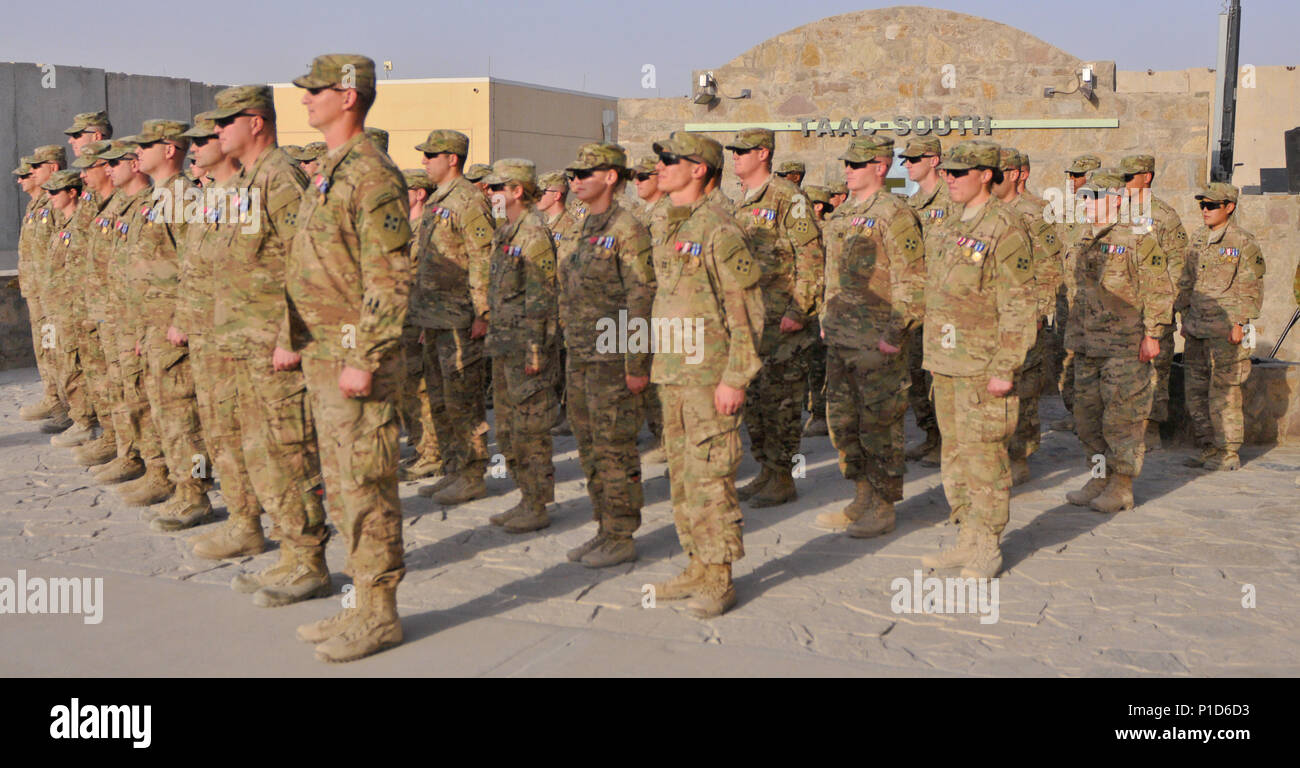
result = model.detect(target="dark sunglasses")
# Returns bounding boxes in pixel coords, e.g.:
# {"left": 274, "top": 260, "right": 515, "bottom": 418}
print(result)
{"left": 844, "top": 159, "right": 882, "bottom": 170}
{"left": 658, "top": 152, "right": 699, "bottom": 166}
{"left": 106, "top": 158, "right": 132, "bottom": 167}
{"left": 422, "top": 151, "right": 449, "bottom": 160}
{"left": 1122, "top": 173, "right": 1138, "bottom": 182}
{"left": 1198, "top": 201, "right": 1224, "bottom": 210}
{"left": 191, "top": 136, "right": 213, "bottom": 147}
{"left": 901, "top": 155, "right": 935, "bottom": 164}
{"left": 730, "top": 147, "right": 755, "bottom": 156}
{"left": 487, "top": 183, "right": 507, "bottom": 192}
{"left": 570, "top": 168, "right": 599, "bottom": 180}
{"left": 213, "top": 112, "right": 249, "bottom": 128}
{"left": 1067, "top": 172, "right": 1087, "bottom": 179}
{"left": 944, "top": 168, "right": 972, "bottom": 178}
{"left": 305, "top": 86, "right": 345, "bottom": 96}
{"left": 634, "top": 172, "right": 655, "bottom": 182}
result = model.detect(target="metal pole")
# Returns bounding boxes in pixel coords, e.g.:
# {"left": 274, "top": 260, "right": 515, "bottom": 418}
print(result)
{"left": 1213, "top": 0, "right": 1242, "bottom": 183}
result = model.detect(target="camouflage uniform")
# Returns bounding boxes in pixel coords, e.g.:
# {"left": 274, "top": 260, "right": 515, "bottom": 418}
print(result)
{"left": 822, "top": 148, "right": 925, "bottom": 507}
{"left": 633, "top": 193, "right": 672, "bottom": 442}
{"left": 398, "top": 170, "right": 439, "bottom": 473}
{"left": 556, "top": 145, "right": 656, "bottom": 546}
{"left": 410, "top": 131, "right": 496, "bottom": 484}
{"left": 1052, "top": 154, "right": 1102, "bottom": 416}
{"left": 42, "top": 196, "right": 93, "bottom": 429}
{"left": 84, "top": 183, "right": 135, "bottom": 464}
{"left": 541, "top": 180, "right": 580, "bottom": 432}
{"left": 19, "top": 186, "right": 63, "bottom": 413}
{"left": 1178, "top": 184, "right": 1263, "bottom": 464}
{"left": 726, "top": 129, "right": 823, "bottom": 500}
{"left": 63, "top": 167, "right": 116, "bottom": 444}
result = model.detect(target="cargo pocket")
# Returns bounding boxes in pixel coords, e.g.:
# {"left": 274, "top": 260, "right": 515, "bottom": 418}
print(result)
{"left": 267, "top": 383, "right": 310, "bottom": 447}
{"left": 345, "top": 402, "right": 399, "bottom": 487}
{"left": 960, "top": 384, "right": 1017, "bottom": 444}
{"left": 689, "top": 423, "right": 741, "bottom": 479}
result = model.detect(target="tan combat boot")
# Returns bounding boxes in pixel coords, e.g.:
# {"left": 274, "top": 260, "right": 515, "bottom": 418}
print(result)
{"left": 651, "top": 556, "right": 707, "bottom": 601}
{"left": 566, "top": 528, "right": 607, "bottom": 562}
{"left": 686, "top": 563, "right": 737, "bottom": 618}
{"left": 117, "top": 464, "right": 175, "bottom": 507}
{"left": 501, "top": 501, "right": 550, "bottom": 533}
{"left": 1144, "top": 420, "right": 1163, "bottom": 452}
{"left": 736, "top": 466, "right": 772, "bottom": 501}
{"left": 581, "top": 535, "right": 636, "bottom": 568}
{"left": 254, "top": 548, "right": 331, "bottom": 607}
{"left": 960, "top": 527, "right": 1003, "bottom": 579}
{"left": 846, "top": 495, "right": 896, "bottom": 539}
{"left": 1203, "top": 450, "right": 1241, "bottom": 471}
{"left": 905, "top": 428, "right": 940, "bottom": 461}
{"left": 1010, "top": 456, "right": 1030, "bottom": 486}
{"left": 921, "top": 524, "right": 979, "bottom": 569}
{"left": 1183, "top": 445, "right": 1216, "bottom": 468}
{"left": 141, "top": 494, "right": 183, "bottom": 523}
{"left": 814, "top": 480, "right": 872, "bottom": 530}
{"left": 40, "top": 410, "right": 73, "bottom": 434}
{"left": 750, "top": 471, "right": 796, "bottom": 508}
{"left": 149, "top": 483, "right": 213, "bottom": 532}
{"left": 416, "top": 472, "right": 460, "bottom": 497}
{"left": 802, "top": 415, "right": 829, "bottom": 437}
{"left": 73, "top": 435, "right": 118, "bottom": 467}
{"left": 431, "top": 471, "right": 486, "bottom": 505}
{"left": 1090, "top": 473, "right": 1134, "bottom": 513}
{"left": 314, "top": 583, "right": 403, "bottom": 663}
{"left": 1065, "top": 475, "right": 1109, "bottom": 506}
{"left": 231, "top": 548, "right": 299, "bottom": 594}
{"left": 191, "top": 515, "right": 266, "bottom": 559}
{"left": 397, "top": 455, "right": 441, "bottom": 482}
{"left": 297, "top": 605, "right": 360, "bottom": 644}
{"left": 93, "top": 455, "right": 145, "bottom": 485}
{"left": 20, "top": 395, "right": 61, "bottom": 421}
{"left": 51, "top": 421, "right": 95, "bottom": 447}
{"left": 489, "top": 501, "right": 524, "bottom": 526}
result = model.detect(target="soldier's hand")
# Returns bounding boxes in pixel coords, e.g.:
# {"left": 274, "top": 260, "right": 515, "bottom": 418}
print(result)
{"left": 987, "top": 377, "right": 1013, "bottom": 397}
{"left": 339, "top": 365, "right": 372, "bottom": 398}
{"left": 1138, "top": 336, "right": 1160, "bottom": 363}
{"left": 418, "top": 329, "right": 425, "bottom": 345}
{"left": 626, "top": 374, "right": 649, "bottom": 394}
{"left": 878, "top": 339, "right": 900, "bottom": 355}
{"left": 714, "top": 383, "right": 745, "bottom": 415}
{"left": 167, "top": 326, "right": 188, "bottom": 347}
{"left": 1228, "top": 323, "right": 1244, "bottom": 345}
{"left": 134, "top": 343, "right": 141, "bottom": 357}
{"left": 470, "top": 316, "right": 489, "bottom": 339}
{"left": 272, "top": 346, "right": 302, "bottom": 371}
{"left": 524, "top": 363, "right": 540, "bottom": 375}
{"left": 780, "top": 317, "right": 804, "bottom": 333}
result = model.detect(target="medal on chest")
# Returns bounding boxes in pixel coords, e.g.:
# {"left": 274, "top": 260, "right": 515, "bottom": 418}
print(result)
{"left": 956, "top": 236, "right": 987, "bottom": 263}
{"left": 116, "top": 220, "right": 129, "bottom": 239}
{"left": 1102, "top": 244, "right": 1127, "bottom": 257}
{"left": 312, "top": 173, "right": 330, "bottom": 203}
{"left": 1219, "top": 246, "right": 1239, "bottom": 263}
{"left": 927, "top": 208, "right": 945, "bottom": 220}
{"left": 587, "top": 235, "right": 616, "bottom": 254}
{"left": 59, "top": 231, "right": 72, "bottom": 247}
{"left": 851, "top": 217, "right": 877, "bottom": 237}
{"left": 750, "top": 207, "right": 777, "bottom": 227}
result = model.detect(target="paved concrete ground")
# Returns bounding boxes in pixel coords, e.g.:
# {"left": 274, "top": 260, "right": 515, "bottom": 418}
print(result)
{"left": 1, "top": 366, "right": 1297, "bottom": 676}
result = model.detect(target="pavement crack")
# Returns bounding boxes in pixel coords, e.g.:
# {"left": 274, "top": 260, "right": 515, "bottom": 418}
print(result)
{"left": 574, "top": 581, "right": 599, "bottom": 602}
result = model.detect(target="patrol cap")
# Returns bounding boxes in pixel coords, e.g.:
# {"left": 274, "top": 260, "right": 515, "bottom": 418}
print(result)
{"left": 631, "top": 155, "right": 658, "bottom": 175}
{"left": 1019, "top": 154, "right": 1032, "bottom": 169}
{"left": 180, "top": 113, "right": 219, "bottom": 140}
{"left": 63, "top": 110, "right": 112, "bottom": 136}
{"left": 1067, "top": 153, "right": 1102, "bottom": 174}
{"left": 725, "top": 127, "right": 774, "bottom": 152}
{"left": 483, "top": 158, "right": 537, "bottom": 191}
{"left": 804, "top": 185, "right": 831, "bottom": 205}
{"left": 12, "top": 163, "right": 32, "bottom": 176}
{"left": 775, "top": 160, "right": 805, "bottom": 176}
{"left": 652, "top": 132, "right": 723, "bottom": 170}
{"left": 938, "top": 140, "right": 999, "bottom": 170}
{"left": 41, "top": 169, "right": 83, "bottom": 192}
{"left": 1079, "top": 168, "right": 1126, "bottom": 194}
{"left": 281, "top": 145, "right": 309, "bottom": 161}
{"left": 301, "top": 142, "right": 328, "bottom": 160}
{"left": 463, "top": 163, "right": 492, "bottom": 182}
{"left": 415, "top": 129, "right": 469, "bottom": 156}
{"left": 996, "top": 147, "right": 1023, "bottom": 172}
{"left": 1120, "top": 154, "right": 1156, "bottom": 175}
{"left": 72, "top": 140, "right": 113, "bottom": 168}
{"left": 365, "top": 127, "right": 389, "bottom": 154}
{"left": 538, "top": 170, "right": 568, "bottom": 190}
{"left": 567, "top": 142, "right": 627, "bottom": 171}
{"left": 1194, "top": 182, "right": 1239, "bottom": 204}
{"left": 840, "top": 134, "right": 895, "bottom": 162}
{"left": 208, "top": 84, "right": 275, "bottom": 120}
{"left": 121, "top": 119, "right": 190, "bottom": 146}
{"left": 293, "top": 54, "right": 377, "bottom": 99}
{"left": 98, "top": 139, "right": 140, "bottom": 161}
{"left": 403, "top": 169, "right": 435, "bottom": 192}
{"left": 901, "top": 136, "right": 942, "bottom": 158}
{"left": 29, "top": 145, "right": 67, "bottom": 168}
{"left": 828, "top": 181, "right": 848, "bottom": 196}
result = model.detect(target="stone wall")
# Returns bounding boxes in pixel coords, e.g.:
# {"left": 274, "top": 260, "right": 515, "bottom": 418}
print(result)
{"left": 0, "top": 270, "right": 35, "bottom": 371}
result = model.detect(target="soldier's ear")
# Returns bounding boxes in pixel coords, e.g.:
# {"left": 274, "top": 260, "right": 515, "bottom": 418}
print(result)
{"left": 1225, "top": 202, "right": 1236, "bottom": 217}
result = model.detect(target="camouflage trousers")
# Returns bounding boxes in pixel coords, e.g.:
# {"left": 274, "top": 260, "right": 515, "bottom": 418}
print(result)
{"left": 399, "top": 324, "right": 439, "bottom": 465}
{"left": 567, "top": 359, "right": 644, "bottom": 536}
{"left": 492, "top": 352, "right": 559, "bottom": 507}
{"left": 804, "top": 319, "right": 827, "bottom": 419}
{"left": 644, "top": 383, "right": 663, "bottom": 440}
{"left": 1009, "top": 325, "right": 1048, "bottom": 461}
{"left": 25, "top": 292, "right": 61, "bottom": 404}
{"left": 1074, "top": 354, "right": 1153, "bottom": 477}
{"left": 142, "top": 329, "right": 211, "bottom": 495}
{"left": 55, "top": 317, "right": 93, "bottom": 425}
{"left": 906, "top": 326, "right": 937, "bottom": 434}
{"left": 1048, "top": 291, "right": 1074, "bottom": 412}
{"left": 302, "top": 355, "right": 404, "bottom": 587}
{"left": 661, "top": 383, "right": 744, "bottom": 565}
{"left": 932, "top": 374, "right": 1018, "bottom": 535}
{"left": 1150, "top": 330, "right": 1176, "bottom": 423}
{"left": 76, "top": 321, "right": 115, "bottom": 440}
{"left": 1184, "top": 335, "right": 1250, "bottom": 453}
{"left": 421, "top": 327, "right": 489, "bottom": 477}
{"left": 826, "top": 345, "right": 908, "bottom": 501}
{"left": 187, "top": 334, "right": 217, "bottom": 449}
{"left": 744, "top": 336, "right": 808, "bottom": 473}
{"left": 108, "top": 322, "right": 165, "bottom": 468}
{"left": 208, "top": 355, "right": 325, "bottom": 553}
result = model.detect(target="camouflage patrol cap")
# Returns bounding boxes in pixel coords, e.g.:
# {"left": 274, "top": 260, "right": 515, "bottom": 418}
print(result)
{"left": 208, "top": 84, "right": 275, "bottom": 120}
{"left": 121, "top": 119, "right": 190, "bottom": 146}
{"left": 180, "top": 113, "right": 218, "bottom": 140}
{"left": 631, "top": 155, "right": 658, "bottom": 175}
{"left": 1194, "top": 182, "right": 1239, "bottom": 204}
{"left": 403, "top": 169, "right": 435, "bottom": 192}
{"left": 483, "top": 158, "right": 537, "bottom": 191}
{"left": 72, "top": 140, "right": 113, "bottom": 168}
{"left": 302, "top": 142, "right": 328, "bottom": 160}
{"left": 464, "top": 163, "right": 492, "bottom": 182}
{"left": 1120, "top": 154, "right": 1156, "bottom": 175}
{"left": 29, "top": 145, "right": 67, "bottom": 168}
{"left": 281, "top": 145, "right": 308, "bottom": 161}
{"left": 1067, "top": 153, "right": 1102, "bottom": 174}
{"left": 12, "top": 163, "right": 32, "bottom": 176}
{"left": 938, "top": 140, "right": 999, "bottom": 170}
{"left": 996, "top": 147, "right": 1023, "bottom": 171}
{"left": 415, "top": 129, "right": 469, "bottom": 156}
{"left": 41, "top": 169, "right": 83, "bottom": 192}
{"left": 840, "top": 134, "right": 895, "bottom": 162}
{"left": 293, "top": 54, "right": 377, "bottom": 98}
{"left": 63, "top": 110, "right": 112, "bottom": 136}
{"left": 567, "top": 142, "right": 628, "bottom": 171}
{"left": 538, "top": 171, "right": 568, "bottom": 190}
{"left": 725, "top": 127, "right": 774, "bottom": 152}
{"left": 652, "top": 132, "right": 723, "bottom": 170}
{"left": 1080, "top": 168, "right": 1126, "bottom": 193}
{"left": 365, "top": 127, "right": 389, "bottom": 153}
{"left": 804, "top": 185, "right": 831, "bottom": 205}
{"left": 775, "top": 160, "right": 805, "bottom": 175}
{"left": 902, "top": 136, "right": 943, "bottom": 157}
{"left": 1019, "top": 154, "right": 1032, "bottom": 169}
{"left": 98, "top": 139, "right": 140, "bottom": 161}
{"left": 828, "top": 181, "right": 848, "bottom": 196}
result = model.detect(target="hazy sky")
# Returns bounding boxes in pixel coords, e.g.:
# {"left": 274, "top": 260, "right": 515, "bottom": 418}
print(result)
{"left": 3, "top": 0, "right": 1294, "bottom": 97}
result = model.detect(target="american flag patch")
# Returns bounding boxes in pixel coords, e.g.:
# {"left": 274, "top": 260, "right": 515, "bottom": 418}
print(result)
{"left": 674, "top": 240, "right": 702, "bottom": 256}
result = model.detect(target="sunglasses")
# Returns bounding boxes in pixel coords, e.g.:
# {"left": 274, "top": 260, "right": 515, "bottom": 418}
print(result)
{"left": 1067, "top": 172, "right": 1087, "bottom": 179}
{"left": 570, "top": 168, "right": 600, "bottom": 180}
{"left": 213, "top": 112, "right": 250, "bottom": 128}
{"left": 423, "top": 151, "right": 450, "bottom": 160}
{"left": 844, "top": 159, "right": 883, "bottom": 170}
{"left": 106, "top": 158, "right": 133, "bottom": 167}
{"left": 192, "top": 136, "right": 213, "bottom": 147}
{"left": 305, "top": 86, "right": 346, "bottom": 96}
{"left": 730, "top": 147, "right": 755, "bottom": 156}
{"left": 1198, "top": 201, "right": 1224, "bottom": 210}
{"left": 634, "top": 172, "right": 655, "bottom": 182}
{"left": 900, "top": 155, "right": 935, "bottom": 164}
{"left": 943, "top": 168, "right": 972, "bottom": 178}
{"left": 658, "top": 152, "right": 699, "bottom": 166}
{"left": 487, "top": 183, "right": 507, "bottom": 192}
